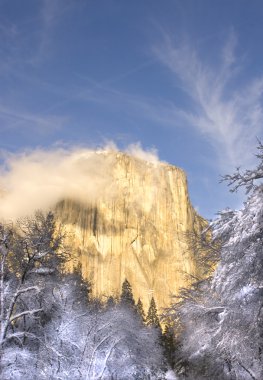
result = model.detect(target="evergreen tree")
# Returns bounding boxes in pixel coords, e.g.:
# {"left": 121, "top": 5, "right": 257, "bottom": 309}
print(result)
{"left": 66, "top": 264, "right": 91, "bottom": 307}
{"left": 106, "top": 295, "right": 117, "bottom": 309}
{"left": 162, "top": 324, "right": 176, "bottom": 368}
{"left": 146, "top": 297, "right": 161, "bottom": 329}
{"left": 120, "top": 279, "right": 135, "bottom": 307}
{"left": 136, "top": 298, "right": 146, "bottom": 323}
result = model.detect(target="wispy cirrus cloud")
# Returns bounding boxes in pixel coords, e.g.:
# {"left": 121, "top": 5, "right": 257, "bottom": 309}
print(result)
{"left": 0, "top": 0, "right": 71, "bottom": 69}
{"left": 29, "top": 0, "right": 66, "bottom": 65}
{"left": 153, "top": 31, "right": 263, "bottom": 170}
{"left": 0, "top": 104, "right": 67, "bottom": 135}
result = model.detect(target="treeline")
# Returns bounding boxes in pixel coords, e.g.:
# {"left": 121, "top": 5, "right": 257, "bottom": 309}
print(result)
{"left": 167, "top": 142, "right": 263, "bottom": 380}
{"left": 1, "top": 143, "right": 262, "bottom": 380}
{"left": 0, "top": 212, "right": 175, "bottom": 379}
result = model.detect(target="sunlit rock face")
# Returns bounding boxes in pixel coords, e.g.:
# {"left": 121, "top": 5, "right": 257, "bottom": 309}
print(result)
{"left": 56, "top": 152, "right": 205, "bottom": 312}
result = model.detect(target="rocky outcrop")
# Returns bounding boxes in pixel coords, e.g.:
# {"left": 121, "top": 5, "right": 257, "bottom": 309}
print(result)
{"left": 56, "top": 151, "right": 205, "bottom": 312}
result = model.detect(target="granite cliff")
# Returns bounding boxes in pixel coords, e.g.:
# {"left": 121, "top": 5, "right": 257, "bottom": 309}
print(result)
{"left": 55, "top": 151, "right": 205, "bottom": 312}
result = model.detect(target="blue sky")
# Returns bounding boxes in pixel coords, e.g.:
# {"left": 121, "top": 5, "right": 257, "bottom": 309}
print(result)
{"left": 0, "top": 0, "right": 263, "bottom": 219}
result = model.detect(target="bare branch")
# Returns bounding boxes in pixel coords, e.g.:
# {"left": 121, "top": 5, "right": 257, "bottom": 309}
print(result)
{"left": 10, "top": 308, "right": 43, "bottom": 323}
{"left": 220, "top": 140, "right": 263, "bottom": 193}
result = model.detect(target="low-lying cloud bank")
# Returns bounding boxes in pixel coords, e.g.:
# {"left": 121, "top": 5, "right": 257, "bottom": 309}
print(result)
{"left": 0, "top": 143, "right": 160, "bottom": 221}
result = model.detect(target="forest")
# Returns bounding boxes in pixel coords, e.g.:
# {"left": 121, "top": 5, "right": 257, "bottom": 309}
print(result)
{"left": 0, "top": 142, "right": 262, "bottom": 380}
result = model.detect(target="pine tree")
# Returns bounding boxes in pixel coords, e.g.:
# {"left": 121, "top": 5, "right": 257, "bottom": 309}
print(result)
{"left": 67, "top": 264, "right": 91, "bottom": 307}
{"left": 106, "top": 295, "right": 117, "bottom": 309}
{"left": 146, "top": 297, "right": 161, "bottom": 329}
{"left": 136, "top": 298, "right": 146, "bottom": 323}
{"left": 120, "top": 279, "right": 135, "bottom": 307}
{"left": 162, "top": 324, "right": 176, "bottom": 368}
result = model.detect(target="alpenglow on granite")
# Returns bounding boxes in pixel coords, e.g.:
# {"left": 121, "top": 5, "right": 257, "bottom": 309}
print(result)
{"left": 55, "top": 151, "right": 205, "bottom": 312}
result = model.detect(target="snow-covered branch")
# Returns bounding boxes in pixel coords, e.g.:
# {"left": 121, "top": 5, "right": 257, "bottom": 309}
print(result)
{"left": 221, "top": 140, "right": 263, "bottom": 193}
{"left": 10, "top": 308, "right": 43, "bottom": 323}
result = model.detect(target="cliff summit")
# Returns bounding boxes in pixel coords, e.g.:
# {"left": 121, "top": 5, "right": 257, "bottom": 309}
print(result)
{"left": 56, "top": 151, "right": 205, "bottom": 311}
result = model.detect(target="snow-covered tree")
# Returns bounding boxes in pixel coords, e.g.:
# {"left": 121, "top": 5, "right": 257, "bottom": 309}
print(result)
{"left": 168, "top": 142, "right": 263, "bottom": 380}
{"left": 0, "top": 209, "right": 167, "bottom": 379}
{"left": 93, "top": 305, "right": 165, "bottom": 380}
{"left": 36, "top": 276, "right": 165, "bottom": 379}
{"left": 0, "top": 211, "right": 68, "bottom": 376}
{"left": 220, "top": 139, "right": 263, "bottom": 194}
{"left": 1, "top": 346, "right": 37, "bottom": 380}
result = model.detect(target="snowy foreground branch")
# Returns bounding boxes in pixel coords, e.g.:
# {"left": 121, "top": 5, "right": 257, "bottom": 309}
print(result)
{"left": 0, "top": 211, "right": 169, "bottom": 379}
{"left": 0, "top": 211, "right": 67, "bottom": 350}
{"left": 167, "top": 143, "right": 263, "bottom": 380}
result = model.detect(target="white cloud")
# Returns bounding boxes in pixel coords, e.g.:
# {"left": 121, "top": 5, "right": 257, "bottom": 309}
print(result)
{"left": 153, "top": 32, "right": 263, "bottom": 170}
{"left": 0, "top": 147, "right": 114, "bottom": 220}
{"left": 0, "top": 144, "right": 162, "bottom": 221}
{"left": 125, "top": 142, "right": 160, "bottom": 165}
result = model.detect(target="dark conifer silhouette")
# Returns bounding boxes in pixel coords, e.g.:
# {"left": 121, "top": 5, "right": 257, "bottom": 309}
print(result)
{"left": 106, "top": 295, "right": 117, "bottom": 309}
{"left": 162, "top": 324, "right": 176, "bottom": 368}
{"left": 120, "top": 279, "right": 135, "bottom": 307}
{"left": 136, "top": 298, "right": 146, "bottom": 323}
{"left": 146, "top": 297, "right": 161, "bottom": 329}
